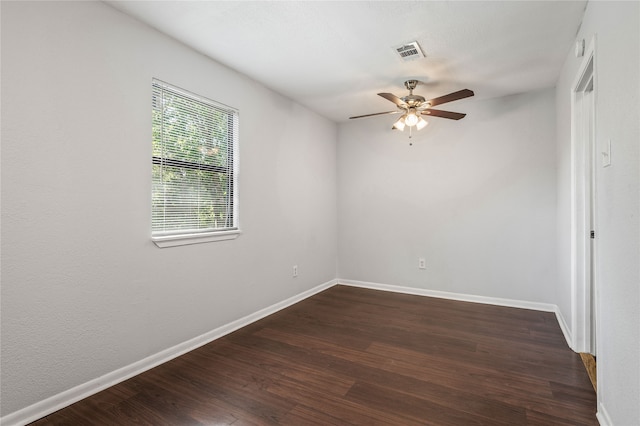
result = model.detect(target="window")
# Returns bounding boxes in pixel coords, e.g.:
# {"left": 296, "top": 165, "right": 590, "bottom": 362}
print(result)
{"left": 151, "top": 79, "right": 239, "bottom": 247}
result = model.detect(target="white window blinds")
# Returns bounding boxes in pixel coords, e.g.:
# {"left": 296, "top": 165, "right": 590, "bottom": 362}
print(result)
{"left": 152, "top": 79, "right": 238, "bottom": 239}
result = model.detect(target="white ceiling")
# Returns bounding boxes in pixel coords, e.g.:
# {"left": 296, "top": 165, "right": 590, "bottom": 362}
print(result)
{"left": 106, "top": 1, "right": 586, "bottom": 123}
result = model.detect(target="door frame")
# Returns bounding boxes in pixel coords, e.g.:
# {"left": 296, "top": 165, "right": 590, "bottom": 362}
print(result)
{"left": 570, "top": 37, "right": 597, "bottom": 355}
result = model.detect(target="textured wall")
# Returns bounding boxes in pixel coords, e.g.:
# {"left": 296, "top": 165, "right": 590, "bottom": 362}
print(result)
{"left": 0, "top": 1, "right": 337, "bottom": 416}
{"left": 337, "top": 88, "right": 558, "bottom": 304}
{"left": 555, "top": 2, "right": 640, "bottom": 424}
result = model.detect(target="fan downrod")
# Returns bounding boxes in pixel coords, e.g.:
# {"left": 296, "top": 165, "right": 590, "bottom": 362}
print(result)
{"left": 402, "top": 80, "right": 424, "bottom": 105}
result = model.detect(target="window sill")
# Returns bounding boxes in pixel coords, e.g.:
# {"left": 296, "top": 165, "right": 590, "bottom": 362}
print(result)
{"left": 152, "top": 230, "right": 241, "bottom": 248}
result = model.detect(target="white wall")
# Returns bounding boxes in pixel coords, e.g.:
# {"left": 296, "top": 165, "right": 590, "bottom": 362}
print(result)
{"left": 555, "top": 2, "right": 640, "bottom": 424}
{"left": 0, "top": 1, "right": 337, "bottom": 417}
{"left": 337, "top": 88, "right": 558, "bottom": 304}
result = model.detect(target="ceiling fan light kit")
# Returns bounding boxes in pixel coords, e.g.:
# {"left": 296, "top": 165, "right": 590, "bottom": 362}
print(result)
{"left": 392, "top": 117, "right": 406, "bottom": 131}
{"left": 404, "top": 107, "right": 420, "bottom": 126}
{"left": 350, "top": 80, "right": 474, "bottom": 141}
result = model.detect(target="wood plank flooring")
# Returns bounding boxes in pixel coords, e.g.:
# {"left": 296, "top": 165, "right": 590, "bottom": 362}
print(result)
{"left": 31, "top": 285, "right": 597, "bottom": 425}
{"left": 580, "top": 353, "right": 597, "bottom": 392}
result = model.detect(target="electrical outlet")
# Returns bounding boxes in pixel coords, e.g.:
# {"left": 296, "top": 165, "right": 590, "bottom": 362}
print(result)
{"left": 293, "top": 265, "right": 298, "bottom": 277}
{"left": 418, "top": 258, "right": 426, "bottom": 270}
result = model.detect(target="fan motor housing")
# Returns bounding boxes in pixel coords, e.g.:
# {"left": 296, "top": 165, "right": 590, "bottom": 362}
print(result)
{"left": 402, "top": 94, "right": 426, "bottom": 107}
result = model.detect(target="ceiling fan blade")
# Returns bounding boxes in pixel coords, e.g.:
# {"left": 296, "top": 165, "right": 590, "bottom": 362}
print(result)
{"left": 421, "top": 109, "right": 467, "bottom": 120}
{"left": 378, "top": 93, "right": 408, "bottom": 108}
{"left": 426, "top": 89, "right": 474, "bottom": 107}
{"left": 349, "top": 110, "right": 401, "bottom": 119}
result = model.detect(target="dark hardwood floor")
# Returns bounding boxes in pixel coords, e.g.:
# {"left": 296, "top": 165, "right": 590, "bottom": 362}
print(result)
{"left": 31, "top": 285, "right": 597, "bottom": 425}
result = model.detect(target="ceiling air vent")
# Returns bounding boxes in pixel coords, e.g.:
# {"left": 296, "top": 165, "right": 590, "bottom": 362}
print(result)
{"left": 394, "top": 41, "right": 425, "bottom": 62}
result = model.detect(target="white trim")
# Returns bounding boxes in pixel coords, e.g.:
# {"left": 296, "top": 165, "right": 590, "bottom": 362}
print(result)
{"left": 152, "top": 229, "right": 241, "bottom": 248}
{"left": 554, "top": 305, "right": 574, "bottom": 350}
{"left": 338, "top": 279, "right": 557, "bottom": 313}
{"left": 596, "top": 402, "right": 613, "bottom": 426}
{"left": 569, "top": 35, "right": 597, "bottom": 354}
{"left": 339, "top": 280, "right": 573, "bottom": 349}
{"left": 2, "top": 278, "right": 580, "bottom": 425}
{"left": 0, "top": 279, "right": 338, "bottom": 426}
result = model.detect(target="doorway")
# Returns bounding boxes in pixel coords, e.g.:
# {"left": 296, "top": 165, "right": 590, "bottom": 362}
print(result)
{"left": 571, "top": 38, "right": 597, "bottom": 382}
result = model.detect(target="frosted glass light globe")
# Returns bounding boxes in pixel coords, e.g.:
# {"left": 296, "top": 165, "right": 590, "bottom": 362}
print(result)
{"left": 405, "top": 109, "right": 419, "bottom": 126}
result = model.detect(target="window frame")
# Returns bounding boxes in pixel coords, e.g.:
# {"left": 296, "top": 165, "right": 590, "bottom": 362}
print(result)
{"left": 151, "top": 79, "right": 240, "bottom": 248}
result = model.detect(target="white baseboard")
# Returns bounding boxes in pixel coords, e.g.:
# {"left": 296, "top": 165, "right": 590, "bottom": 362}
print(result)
{"left": 1, "top": 279, "right": 338, "bottom": 426}
{"left": 554, "top": 306, "right": 575, "bottom": 350}
{"left": 338, "top": 279, "right": 558, "bottom": 312}
{"left": 596, "top": 402, "right": 613, "bottom": 426}
{"left": 339, "top": 279, "right": 575, "bottom": 350}
{"left": 1, "top": 278, "right": 578, "bottom": 426}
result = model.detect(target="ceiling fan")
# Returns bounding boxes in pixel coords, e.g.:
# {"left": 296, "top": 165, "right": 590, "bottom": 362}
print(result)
{"left": 349, "top": 80, "right": 474, "bottom": 137}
